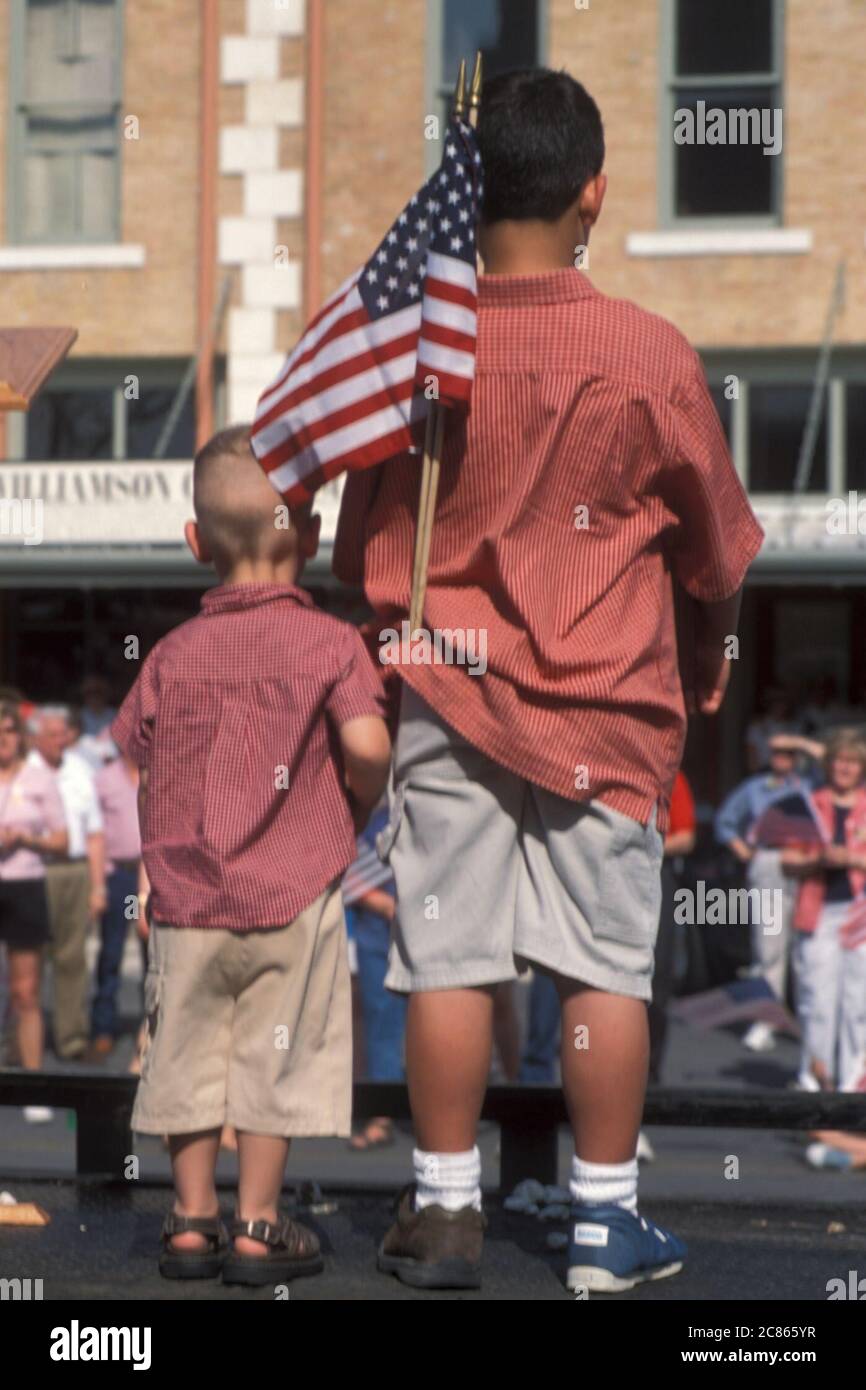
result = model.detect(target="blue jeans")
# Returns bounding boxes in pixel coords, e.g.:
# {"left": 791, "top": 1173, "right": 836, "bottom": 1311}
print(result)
{"left": 519, "top": 969, "right": 561, "bottom": 1083}
{"left": 91, "top": 864, "right": 138, "bottom": 1039}
{"left": 353, "top": 910, "right": 406, "bottom": 1081}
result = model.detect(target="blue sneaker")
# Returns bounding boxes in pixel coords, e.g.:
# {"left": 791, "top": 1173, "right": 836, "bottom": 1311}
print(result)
{"left": 567, "top": 1203, "right": 686, "bottom": 1293}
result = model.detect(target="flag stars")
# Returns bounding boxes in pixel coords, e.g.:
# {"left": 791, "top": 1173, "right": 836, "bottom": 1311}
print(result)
{"left": 365, "top": 269, "right": 378, "bottom": 283}
{"left": 416, "top": 218, "right": 428, "bottom": 232}
{"left": 376, "top": 295, "right": 389, "bottom": 310}
{"left": 386, "top": 231, "right": 398, "bottom": 245}
{"left": 376, "top": 249, "right": 388, "bottom": 264}
{"left": 396, "top": 256, "right": 408, "bottom": 270}
{"left": 447, "top": 189, "right": 460, "bottom": 205}
{"left": 439, "top": 217, "right": 452, "bottom": 233}
{"left": 446, "top": 142, "right": 457, "bottom": 158}
{"left": 407, "top": 237, "right": 419, "bottom": 252}
{"left": 386, "top": 276, "right": 398, "bottom": 290}
{"left": 450, "top": 235, "right": 463, "bottom": 251}
{"left": 407, "top": 282, "right": 420, "bottom": 297}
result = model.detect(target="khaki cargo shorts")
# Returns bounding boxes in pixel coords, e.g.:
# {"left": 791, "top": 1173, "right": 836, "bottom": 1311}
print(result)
{"left": 132, "top": 882, "right": 351, "bottom": 1138}
{"left": 381, "top": 686, "right": 664, "bottom": 1000}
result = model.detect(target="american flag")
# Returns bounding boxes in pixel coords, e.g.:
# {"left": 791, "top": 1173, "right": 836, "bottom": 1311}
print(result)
{"left": 341, "top": 804, "right": 393, "bottom": 907}
{"left": 748, "top": 788, "right": 826, "bottom": 850}
{"left": 671, "top": 977, "right": 799, "bottom": 1037}
{"left": 250, "top": 119, "right": 483, "bottom": 506}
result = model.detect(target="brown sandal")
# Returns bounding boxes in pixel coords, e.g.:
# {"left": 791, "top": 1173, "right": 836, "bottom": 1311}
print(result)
{"left": 222, "top": 1214, "right": 324, "bottom": 1286}
{"left": 158, "top": 1212, "right": 229, "bottom": 1280}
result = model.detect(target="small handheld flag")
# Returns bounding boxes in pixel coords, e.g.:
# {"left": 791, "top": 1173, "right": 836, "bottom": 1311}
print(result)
{"left": 748, "top": 789, "right": 827, "bottom": 850}
{"left": 250, "top": 116, "right": 482, "bottom": 508}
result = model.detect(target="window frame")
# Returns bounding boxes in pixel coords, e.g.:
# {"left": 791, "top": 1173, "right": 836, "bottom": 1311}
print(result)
{"left": 7, "top": 0, "right": 125, "bottom": 245}
{"left": 659, "top": 0, "right": 785, "bottom": 230}
{"left": 5, "top": 358, "right": 200, "bottom": 462}
{"left": 699, "top": 349, "right": 866, "bottom": 500}
{"left": 425, "top": 0, "right": 548, "bottom": 172}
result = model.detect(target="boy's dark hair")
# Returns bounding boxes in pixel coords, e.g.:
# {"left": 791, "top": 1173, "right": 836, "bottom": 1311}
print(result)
{"left": 477, "top": 68, "right": 604, "bottom": 224}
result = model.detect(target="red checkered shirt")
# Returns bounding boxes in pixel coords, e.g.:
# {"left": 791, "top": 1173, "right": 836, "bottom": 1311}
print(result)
{"left": 112, "top": 583, "right": 387, "bottom": 928}
{"left": 334, "top": 267, "right": 764, "bottom": 831}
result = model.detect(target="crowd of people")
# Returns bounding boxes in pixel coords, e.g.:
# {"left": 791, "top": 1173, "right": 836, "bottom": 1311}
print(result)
{"left": 3, "top": 670, "right": 866, "bottom": 1162}
{"left": 0, "top": 678, "right": 146, "bottom": 1121}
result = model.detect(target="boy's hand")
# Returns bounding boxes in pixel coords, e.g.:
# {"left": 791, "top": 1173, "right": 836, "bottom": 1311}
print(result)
{"left": 686, "top": 637, "right": 732, "bottom": 716}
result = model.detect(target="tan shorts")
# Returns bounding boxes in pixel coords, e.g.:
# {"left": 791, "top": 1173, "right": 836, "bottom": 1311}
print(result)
{"left": 132, "top": 883, "right": 351, "bottom": 1138}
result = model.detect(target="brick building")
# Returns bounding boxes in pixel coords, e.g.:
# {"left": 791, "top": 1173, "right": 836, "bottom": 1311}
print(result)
{"left": 0, "top": 0, "right": 865, "bottom": 798}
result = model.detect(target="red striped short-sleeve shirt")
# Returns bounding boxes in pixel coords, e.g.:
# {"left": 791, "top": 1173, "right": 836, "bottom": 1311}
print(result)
{"left": 333, "top": 267, "right": 764, "bottom": 831}
{"left": 112, "top": 584, "right": 387, "bottom": 929}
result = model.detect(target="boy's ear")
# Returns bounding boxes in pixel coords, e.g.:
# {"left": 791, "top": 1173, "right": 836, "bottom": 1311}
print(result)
{"left": 579, "top": 172, "right": 607, "bottom": 230}
{"left": 184, "top": 519, "right": 211, "bottom": 565}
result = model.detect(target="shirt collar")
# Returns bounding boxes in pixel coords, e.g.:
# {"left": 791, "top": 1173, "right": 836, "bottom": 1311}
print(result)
{"left": 478, "top": 267, "right": 597, "bottom": 308}
{"left": 200, "top": 582, "right": 315, "bottom": 616}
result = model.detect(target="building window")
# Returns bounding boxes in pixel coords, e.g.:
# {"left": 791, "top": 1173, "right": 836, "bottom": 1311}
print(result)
{"left": 664, "top": 0, "right": 783, "bottom": 224}
{"left": 845, "top": 386, "right": 866, "bottom": 492}
{"left": 9, "top": 0, "right": 123, "bottom": 244}
{"left": 748, "top": 384, "right": 827, "bottom": 494}
{"left": 429, "top": 0, "right": 544, "bottom": 155}
{"left": 22, "top": 363, "right": 196, "bottom": 461}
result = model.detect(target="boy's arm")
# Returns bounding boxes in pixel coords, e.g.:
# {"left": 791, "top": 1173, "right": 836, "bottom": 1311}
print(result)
{"left": 136, "top": 769, "right": 150, "bottom": 937}
{"left": 661, "top": 355, "right": 763, "bottom": 705}
{"left": 338, "top": 715, "right": 391, "bottom": 829}
{"left": 690, "top": 589, "right": 742, "bottom": 716}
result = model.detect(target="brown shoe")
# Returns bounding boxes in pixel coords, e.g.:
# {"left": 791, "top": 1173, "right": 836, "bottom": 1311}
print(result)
{"left": 377, "top": 1185, "right": 485, "bottom": 1288}
{"left": 83, "top": 1036, "right": 114, "bottom": 1064}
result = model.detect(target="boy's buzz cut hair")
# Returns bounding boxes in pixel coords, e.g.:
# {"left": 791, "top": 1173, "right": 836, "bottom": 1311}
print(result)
{"left": 192, "top": 423, "right": 307, "bottom": 570}
{"left": 193, "top": 423, "right": 254, "bottom": 473}
{"left": 477, "top": 68, "right": 605, "bottom": 224}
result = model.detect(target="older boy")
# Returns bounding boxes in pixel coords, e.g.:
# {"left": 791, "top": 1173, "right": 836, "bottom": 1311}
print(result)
{"left": 334, "top": 68, "right": 764, "bottom": 1293}
{"left": 113, "top": 426, "right": 390, "bottom": 1285}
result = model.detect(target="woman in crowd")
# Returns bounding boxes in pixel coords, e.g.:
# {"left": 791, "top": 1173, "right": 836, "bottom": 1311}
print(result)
{"left": 0, "top": 701, "right": 68, "bottom": 1120}
{"left": 782, "top": 729, "right": 866, "bottom": 1094}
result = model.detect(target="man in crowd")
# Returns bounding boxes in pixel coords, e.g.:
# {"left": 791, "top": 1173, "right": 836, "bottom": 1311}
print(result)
{"left": 27, "top": 706, "right": 105, "bottom": 1060}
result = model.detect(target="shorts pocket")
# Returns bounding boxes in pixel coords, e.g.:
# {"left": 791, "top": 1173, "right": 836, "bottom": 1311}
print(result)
{"left": 140, "top": 971, "right": 161, "bottom": 1080}
{"left": 376, "top": 781, "right": 407, "bottom": 863}
{"left": 594, "top": 808, "right": 663, "bottom": 950}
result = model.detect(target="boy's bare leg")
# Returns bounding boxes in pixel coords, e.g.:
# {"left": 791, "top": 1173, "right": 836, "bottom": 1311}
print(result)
{"left": 168, "top": 1129, "right": 221, "bottom": 1251}
{"left": 234, "top": 1132, "right": 291, "bottom": 1256}
{"left": 558, "top": 980, "right": 648, "bottom": 1162}
{"left": 407, "top": 987, "right": 494, "bottom": 1151}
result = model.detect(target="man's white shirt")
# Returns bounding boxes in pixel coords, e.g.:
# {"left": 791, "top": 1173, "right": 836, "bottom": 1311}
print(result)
{"left": 27, "top": 748, "right": 103, "bottom": 860}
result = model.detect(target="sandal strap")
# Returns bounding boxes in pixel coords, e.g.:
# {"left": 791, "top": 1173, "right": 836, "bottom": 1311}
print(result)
{"left": 162, "top": 1212, "right": 226, "bottom": 1243}
{"left": 231, "top": 1216, "right": 318, "bottom": 1256}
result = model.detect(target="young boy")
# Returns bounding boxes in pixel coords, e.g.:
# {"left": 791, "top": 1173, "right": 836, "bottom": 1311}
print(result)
{"left": 333, "top": 68, "right": 764, "bottom": 1292}
{"left": 113, "top": 426, "right": 390, "bottom": 1285}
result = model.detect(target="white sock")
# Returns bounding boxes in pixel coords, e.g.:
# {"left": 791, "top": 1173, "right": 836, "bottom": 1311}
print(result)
{"left": 413, "top": 1146, "right": 482, "bottom": 1212}
{"left": 569, "top": 1154, "right": 638, "bottom": 1213}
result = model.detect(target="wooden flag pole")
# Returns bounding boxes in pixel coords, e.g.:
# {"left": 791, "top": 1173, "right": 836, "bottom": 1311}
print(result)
{"left": 408, "top": 51, "right": 481, "bottom": 633}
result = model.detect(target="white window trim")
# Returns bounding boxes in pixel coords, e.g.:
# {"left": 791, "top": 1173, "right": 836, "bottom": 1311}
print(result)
{"left": 0, "top": 243, "right": 145, "bottom": 270}
{"left": 626, "top": 228, "right": 811, "bottom": 258}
